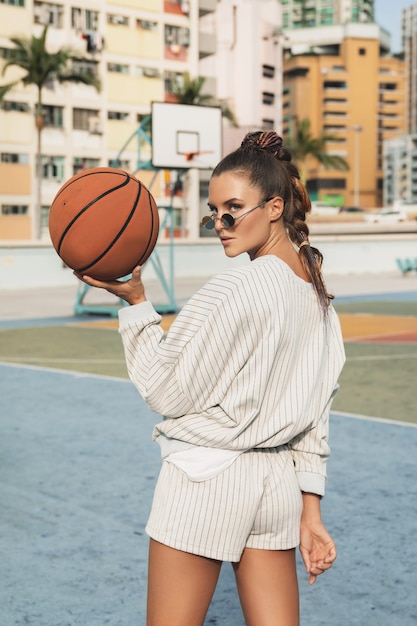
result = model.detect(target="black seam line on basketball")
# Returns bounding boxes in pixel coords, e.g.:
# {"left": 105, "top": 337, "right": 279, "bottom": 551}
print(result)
{"left": 57, "top": 172, "right": 132, "bottom": 254}
{"left": 53, "top": 169, "right": 128, "bottom": 204}
{"left": 136, "top": 188, "right": 156, "bottom": 265}
{"left": 75, "top": 180, "right": 143, "bottom": 274}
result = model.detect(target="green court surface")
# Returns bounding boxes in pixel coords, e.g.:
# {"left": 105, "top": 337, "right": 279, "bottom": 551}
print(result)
{"left": 0, "top": 295, "right": 416, "bottom": 425}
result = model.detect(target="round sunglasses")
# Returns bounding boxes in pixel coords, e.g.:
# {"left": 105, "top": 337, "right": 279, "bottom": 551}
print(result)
{"left": 201, "top": 198, "right": 273, "bottom": 230}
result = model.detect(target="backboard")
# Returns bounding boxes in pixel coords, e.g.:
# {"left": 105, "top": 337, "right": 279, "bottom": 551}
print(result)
{"left": 151, "top": 102, "right": 222, "bottom": 170}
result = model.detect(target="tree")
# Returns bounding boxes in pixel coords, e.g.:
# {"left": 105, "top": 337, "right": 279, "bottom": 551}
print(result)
{"left": 0, "top": 26, "right": 101, "bottom": 239}
{"left": 171, "top": 71, "right": 238, "bottom": 127}
{"left": 286, "top": 117, "right": 349, "bottom": 185}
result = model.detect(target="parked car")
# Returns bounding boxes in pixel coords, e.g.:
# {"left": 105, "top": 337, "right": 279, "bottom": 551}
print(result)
{"left": 310, "top": 201, "right": 339, "bottom": 216}
{"left": 339, "top": 206, "right": 364, "bottom": 214}
{"left": 363, "top": 208, "right": 407, "bottom": 224}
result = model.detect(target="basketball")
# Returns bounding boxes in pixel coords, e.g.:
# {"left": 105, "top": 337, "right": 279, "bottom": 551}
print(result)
{"left": 49, "top": 167, "right": 159, "bottom": 281}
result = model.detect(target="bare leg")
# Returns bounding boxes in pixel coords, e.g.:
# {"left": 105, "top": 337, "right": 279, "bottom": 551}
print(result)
{"left": 233, "top": 548, "right": 299, "bottom": 626}
{"left": 147, "top": 539, "right": 223, "bottom": 626}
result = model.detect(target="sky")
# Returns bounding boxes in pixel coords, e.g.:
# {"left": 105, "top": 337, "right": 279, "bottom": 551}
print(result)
{"left": 374, "top": 0, "right": 416, "bottom": 52}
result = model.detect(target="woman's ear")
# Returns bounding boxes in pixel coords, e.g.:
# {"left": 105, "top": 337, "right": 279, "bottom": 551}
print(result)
{"left": 269, "top": 196, "right": 284, "bottom": 222}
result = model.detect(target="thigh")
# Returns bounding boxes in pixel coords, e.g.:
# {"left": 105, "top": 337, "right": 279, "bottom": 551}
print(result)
{"left": 233, "top": 547, "right": 299, "bottom": 626}
{"left": 147, "top": 539, "right": 222, "bottom": 626}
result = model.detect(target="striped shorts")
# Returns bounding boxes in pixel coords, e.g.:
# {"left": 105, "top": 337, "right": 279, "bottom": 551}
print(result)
{"left": 145, "top": 446, "right": 303, "bottom": 562}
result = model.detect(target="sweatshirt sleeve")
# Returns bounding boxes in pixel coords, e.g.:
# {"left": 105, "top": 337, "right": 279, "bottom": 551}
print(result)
{"left": 289, "top": 385, "right": 339, "bottom": 497}
{"left": 118, "top": 267, "right": 280, "bottom": 419}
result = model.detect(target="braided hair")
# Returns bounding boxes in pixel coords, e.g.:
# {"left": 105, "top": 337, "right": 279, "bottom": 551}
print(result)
{"left": 211, "top": 130, "right": 333, "bottom": 310}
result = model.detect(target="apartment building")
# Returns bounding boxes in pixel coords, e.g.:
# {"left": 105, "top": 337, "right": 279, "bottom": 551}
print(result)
{"left": 282, "top": 21, "right": 405, "bottom": 208}
{"left": 281, "top": 0, "right": 374, "bottom": 30}
{"left": 402, "top": 3, "right": 417, "bottom": 134}
{"left": 0, "top": 0, "right": 285, "bottom": 243}
{"left": 0, "top": 0, "right": 219, "bottom": 241}
{"left": 383, "top": 134, "right": 417, "bottom": 206}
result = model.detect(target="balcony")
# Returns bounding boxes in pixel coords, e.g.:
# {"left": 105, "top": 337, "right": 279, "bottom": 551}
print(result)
{"left": 199, "top": 31, "right": 216, "bottom": 59}
{"left": 199, "top": 0, "right": 216, "bottom": 17}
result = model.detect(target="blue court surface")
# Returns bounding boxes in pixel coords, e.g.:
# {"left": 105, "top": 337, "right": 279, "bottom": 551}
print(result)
{"left": 1, "top": 362, "right": 416, "bottom": 626}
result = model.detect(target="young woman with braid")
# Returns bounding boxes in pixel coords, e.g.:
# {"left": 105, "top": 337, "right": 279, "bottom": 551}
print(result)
{"left": 79, "top": 131, "right": 345, "bottom": 626}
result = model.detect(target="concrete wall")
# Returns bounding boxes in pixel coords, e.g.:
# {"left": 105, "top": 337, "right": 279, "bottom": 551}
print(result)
{"left": 1, "top": 234, "right": 416, "bottom": 290}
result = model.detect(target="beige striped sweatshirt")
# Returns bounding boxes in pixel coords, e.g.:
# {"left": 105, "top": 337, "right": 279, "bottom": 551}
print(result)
{"left": 118, "top": 255, "right": 345, "bottom": 496}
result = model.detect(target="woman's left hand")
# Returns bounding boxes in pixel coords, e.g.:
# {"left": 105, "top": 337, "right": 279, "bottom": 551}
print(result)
{"left": 299, "top": 521, "right": 337, "bottom": 585}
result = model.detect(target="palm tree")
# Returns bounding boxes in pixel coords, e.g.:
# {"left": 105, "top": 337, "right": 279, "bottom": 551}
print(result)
{"left": 0, "top": 26, "right": 101, "bottom": 239}
{"left": 171, "top": 71, "right": 238, "bottom": 127}
{"left": 286, "top": 117, "right": 349, "bottom": 185}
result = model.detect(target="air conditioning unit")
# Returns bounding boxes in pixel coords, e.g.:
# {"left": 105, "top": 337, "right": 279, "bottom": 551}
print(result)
{"left": 88, "top": 116, "right": 103, "bottom": 135}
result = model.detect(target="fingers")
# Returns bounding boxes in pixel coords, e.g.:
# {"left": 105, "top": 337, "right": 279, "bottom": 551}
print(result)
{"left": 300, "top": 544, "right": 337, "bottom": 585}
{"left": 75, "top": 273, "right": 121, "bottom": 290}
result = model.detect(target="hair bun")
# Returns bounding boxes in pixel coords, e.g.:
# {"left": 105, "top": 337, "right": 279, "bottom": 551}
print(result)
{"left": 241, "top": 131, "right": 291, "bottom": 161}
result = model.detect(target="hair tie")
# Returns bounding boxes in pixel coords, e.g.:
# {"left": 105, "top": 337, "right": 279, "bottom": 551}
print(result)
{"left": 299, "top": 241, "right": 310, "bottom": 249}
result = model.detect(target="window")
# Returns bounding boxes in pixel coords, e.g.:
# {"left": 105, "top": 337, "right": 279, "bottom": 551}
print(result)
{"left": 323, "top": 80, "right": 347, "bottom": 89}
{"left": 107, "top": 13, "right": 129, "bottom": 26}
{"left": 107, "top": 62, "right": 129, "bottom": 74}
{"left": 107, "top": 111, "right": 129, "bottom": 120}
{"left": 308, "top": 179, "right": 346, "bottom": 192}
{"left": 380, "top": 82, "right": 398, "bottom": 91}
{"left": 1, "top": 153, "right": 29, "bottom": 164}
{"left": 72, "top": 58, "right": 99, "bottom": 78}
{"left": 42, "top": 105, "right": 63, "bottom": 128}
{"left": 359, "top": 48, "right": 366, "bottom": 56}
{"left": 34, "top": 2, "right": 64, "bottom": 28}
{"left": 262, "top": 92, "right": 275, "bottom": 105}
{"left": 0, "top": 47, "right": 17, "bottom": 59}
{"left": 323, "top": 111, "right": 346, "bottom": 117}
{"left": 0, "top": 0, "right": 25, "bottom": 6}
{"left": 164, "top": 70, "right": 182, "bottom": 93}
{"left": 0, "top": 100, "right": 30, "bottom": 112}
{"left": 73, "top": 157, "right": 100, "bottom": 175}
{"left": 38, "top": 107, "right": 59, "bottom": 128}
{"left": 71, "top": 7, "right": 98, "bottom": 31}
{"left": 135, "top": 66, "right": 160, "bottom": 78}
{"left": 262, "top": 119, "right": 275, "bottom": 129}
{"left": 42, "top": 156, "right": 64, "bottom": 180}
{"left": 73, "top": 108, "right": 99, "bottom": 130}
{"left": 165, "top": 25, "right": 190, "bottom": 48}
{"left": 136, "top": 19, "right": 158, "bottom": 31}
{"left": 1, "top": 205, "right": 28, "bottom": 215}
{"left": 323, "top": 124, "right": 346, "bottom": 131}
{"left": 108, "top": 158, "right": 130, "bottom": 169}
{"left": 262, "top": 64, "right": 275, "bottom": 79}
{"left": 323, "top": 98, "right": 347, "bottom": 104}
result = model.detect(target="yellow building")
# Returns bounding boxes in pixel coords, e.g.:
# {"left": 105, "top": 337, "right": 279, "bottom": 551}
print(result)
{"left": 282, "top": 24, "right": 406, "bottom": 208}
{"left": 0, "top": 0, "right": 217, "bottom": 240}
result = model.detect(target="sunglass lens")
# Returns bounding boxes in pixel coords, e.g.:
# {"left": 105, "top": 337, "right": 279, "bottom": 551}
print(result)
{"left": 202, "top": 216, "right": 215, "bottom": 230}
{"left": 222, "top": 214, "right": 235, "bottom": 228}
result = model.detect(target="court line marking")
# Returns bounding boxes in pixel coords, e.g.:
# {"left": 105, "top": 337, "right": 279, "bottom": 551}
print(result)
{"left": 2, "top": 351, "right": 417, "bottom": 365}
{"left": 0, "top": 356, "right": 125, "bottom": 364}
{"left": 332, "top": 410, "right": 417, "bottom": 429}
{"left": 347, "top": 352, "right": 417, "bottom": 361}
{"left": 0, "top": 360, "right": 130, "bottom": 383}
{"left": 1, "top": 361, "right": 416, "bottom": 430}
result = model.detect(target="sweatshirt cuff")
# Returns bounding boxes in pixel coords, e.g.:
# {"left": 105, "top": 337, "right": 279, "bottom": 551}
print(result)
{"left": 118, "top": 300, "right": 162, "bottom": 330}
{"left": 296, "top": 471, "right": 326, "bottom": 497}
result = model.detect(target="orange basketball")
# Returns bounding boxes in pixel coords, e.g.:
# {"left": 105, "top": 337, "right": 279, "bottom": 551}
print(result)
{"left": 49, "top": 167, "right": 159, "bottom": 280}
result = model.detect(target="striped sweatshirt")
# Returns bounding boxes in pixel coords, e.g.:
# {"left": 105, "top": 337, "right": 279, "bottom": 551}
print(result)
{"left": 118, "top": 255, "right": 346, "bottom": 496}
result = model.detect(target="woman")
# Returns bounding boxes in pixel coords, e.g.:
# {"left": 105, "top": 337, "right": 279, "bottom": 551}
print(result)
{"left": 79, "top": 131, "right": 345, "bottom": 626}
